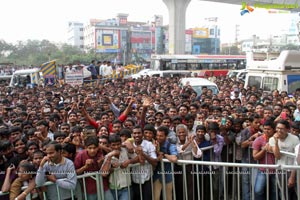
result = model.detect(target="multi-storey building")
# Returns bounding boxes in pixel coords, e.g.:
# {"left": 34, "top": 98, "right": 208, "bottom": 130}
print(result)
{"left": 68, "top": 14, "right": 222, "bottom": 63}
{"left": 67, "top": 22, "right": 84, "bottom": 50}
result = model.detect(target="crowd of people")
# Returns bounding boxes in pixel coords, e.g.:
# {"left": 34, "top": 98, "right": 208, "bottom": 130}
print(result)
{"left": 0, "top": 70, "right": 299, "bottom": 200}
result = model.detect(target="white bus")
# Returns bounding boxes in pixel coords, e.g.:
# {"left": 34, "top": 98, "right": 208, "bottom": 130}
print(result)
{"left": 245, "top": 50, "right": 300, "bottom": 94}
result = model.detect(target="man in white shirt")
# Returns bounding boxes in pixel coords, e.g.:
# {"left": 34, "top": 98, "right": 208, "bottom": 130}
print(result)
{"left": 103, "top": 61, "right": 113, "bottom": 78}
{"left": 99, "top": 61, "right": 106, "bottom": 79}
{"left": 269, "top": 120, "right": 299, "bottom": 200}
{"left": 131, "top": 126, "right": 157, "bottom": 200}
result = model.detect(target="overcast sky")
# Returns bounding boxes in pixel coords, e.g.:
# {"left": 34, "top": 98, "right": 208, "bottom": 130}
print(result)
{"left": 0, "top": 0, "right": 296, "bottom": 44}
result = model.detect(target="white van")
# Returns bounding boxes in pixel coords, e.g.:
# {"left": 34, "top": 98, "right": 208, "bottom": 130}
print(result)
{"left": 179, "top": 77, "right": 219, "bottom": 96}
{"left": 245, "top": 50, "right": 300, "bottom": 94}
{"left": 9, "top": 68, "right": 42, "bottom": 88}
{"left": 227, "top": 69, "right": 247, "bottom": 81}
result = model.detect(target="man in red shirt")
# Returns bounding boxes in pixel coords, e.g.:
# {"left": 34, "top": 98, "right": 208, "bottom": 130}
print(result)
{"left": 74, "top": 136, "right": 113, "bottom": 200}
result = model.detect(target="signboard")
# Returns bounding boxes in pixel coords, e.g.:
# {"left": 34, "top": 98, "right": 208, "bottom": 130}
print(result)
{"left": 96, "top": 29, "right": 120, "bottom": 53}
{"left": 65, "top": 69, "right": 84, "bottom": 86}
{"left": 193, "top": 28, "right": 209, "bottom": 38}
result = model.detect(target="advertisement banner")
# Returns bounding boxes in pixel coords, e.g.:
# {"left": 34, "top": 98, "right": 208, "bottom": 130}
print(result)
{"left": 193, "top": 28, "right": 209, "bottom": 38}
{"left": 65, "top": 69, "right": 84, "bottom": 86}
{"left": 96, "top": 29, "right": 120, "bottom": 53}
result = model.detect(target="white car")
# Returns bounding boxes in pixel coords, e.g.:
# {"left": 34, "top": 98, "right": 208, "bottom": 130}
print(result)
{"left": 130, "top": 69, "right": 152, "bottom": 79}
{"left": 179, "top": 77, "right": 219, "bottom": 96}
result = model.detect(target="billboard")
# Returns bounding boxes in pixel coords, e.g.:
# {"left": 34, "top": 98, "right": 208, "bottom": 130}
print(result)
{"left": 193, "top": 28, "right": 209, "bottom": 38}
{"left": 96, "top": 29, "right": 120, "bottom": 53}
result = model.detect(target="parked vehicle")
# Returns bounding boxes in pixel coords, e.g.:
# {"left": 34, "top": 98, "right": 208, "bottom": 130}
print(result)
{"left": 227, "top": 69, "right": 247, "bottom": 81}
{"left": 146, "top": 70, "right": 192, "bottom": 78}
{"left": 245, "top": 50, "right": 300, "bottom": 94}
{"left": 130, "top": 69, "right": 152, "bottom": 79}
{"left": 9, "top": 68, "right": 42, "bottom": 88}
{"left": 179, "top": 77, "right": 219, "bottom": 96}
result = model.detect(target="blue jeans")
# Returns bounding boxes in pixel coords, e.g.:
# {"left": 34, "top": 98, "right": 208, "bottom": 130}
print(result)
{"left": 86, "top": 193, "right": 97, "bottom": 200}
{"left": 242, "top": 167, "right": 250, "bottom": 200}
{"left": 105, "top": 190, "right": 114, "bottom": 200}
{"left": 242, "top": 167, "right": 257, "bottom": 200}
{"left": 254, "top": 170, "right": 277, "bottom": 200}
{"left": 111, "top": 187, "right": 131, "bottom": 200}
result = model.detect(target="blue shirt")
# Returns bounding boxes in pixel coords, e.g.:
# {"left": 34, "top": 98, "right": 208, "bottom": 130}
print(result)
{"left": 88, "top": 64, "right": 97, "bottom": 76}
{"left": 153, "top": 141, "right": 178, "bottom": 183}
{"left": 197, "top": 140, "right": 211, "bottom": 161}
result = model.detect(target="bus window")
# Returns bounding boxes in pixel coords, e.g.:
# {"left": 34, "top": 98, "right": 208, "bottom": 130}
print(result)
{"left": 177, "top": 64, "right": 187, "bottom": 70}
{"left": 262, "top": 77, "right": 278, "bottom": 91}
{"left": 248, "top": 76, "right": 262, "bottom": 89}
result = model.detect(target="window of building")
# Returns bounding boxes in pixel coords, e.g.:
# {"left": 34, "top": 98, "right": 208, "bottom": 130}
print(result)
{"left": 80, "top": 37, "right": 84, "bottom": 40}
{"left": 80, "top": 28, "right": 83, "bottom": 31}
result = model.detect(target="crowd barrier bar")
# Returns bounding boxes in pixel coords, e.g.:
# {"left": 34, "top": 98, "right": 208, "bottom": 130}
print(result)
{"left": 0, "top": 146, "right": 299, "bottom": 200}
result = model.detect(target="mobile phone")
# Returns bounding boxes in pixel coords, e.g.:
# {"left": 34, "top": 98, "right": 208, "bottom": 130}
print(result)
{"left": 281, "top": 112, "right": 287, "bottom": 120}
{"left": 221, "top": 118, "right": 226, "bottom": 125}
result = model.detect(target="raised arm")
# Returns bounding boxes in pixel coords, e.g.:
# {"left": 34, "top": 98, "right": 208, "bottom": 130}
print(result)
{"left": 140, "top": 97, "right": 152, "bottom": 127}
{"left": 1, "top": 164, "right": 15, "bottom": 192}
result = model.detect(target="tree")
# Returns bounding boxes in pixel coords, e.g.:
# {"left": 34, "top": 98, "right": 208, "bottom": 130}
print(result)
{"left": 0, "top": 39, "right": 127, "bottom": 66}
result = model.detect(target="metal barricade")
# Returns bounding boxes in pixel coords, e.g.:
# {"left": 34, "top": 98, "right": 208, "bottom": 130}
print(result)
{"left": 0, "top": 148, "right": 299, "bottom": 200}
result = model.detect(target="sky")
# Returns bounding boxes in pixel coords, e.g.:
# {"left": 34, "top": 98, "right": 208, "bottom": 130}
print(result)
{"left": 0, "top": 0, "right": 297, "bottom": 44}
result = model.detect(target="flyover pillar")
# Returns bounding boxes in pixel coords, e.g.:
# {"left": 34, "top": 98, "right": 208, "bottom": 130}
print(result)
{"left": 163, "top": 0, "right": 191, "bottom": 54}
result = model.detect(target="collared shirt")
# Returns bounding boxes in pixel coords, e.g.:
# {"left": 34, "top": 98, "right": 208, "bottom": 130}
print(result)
{"left": 211, "top": 135, "right": 224, "bottom": 169}
{"left": 88, "top": 64, "right": 97, "bottom": 76}
{"left": 241, "top": 127, "right": 257, "bottom": 164}
{"left": 176, "top": 138, "right": 202, "bottom": 160}
{"left": 153, "top": 141, "right": 178, "bottom": 183}
{"left": 109, "top": 147, "right": 132, "bottom": 190}
{"left": 35, "top": 157, "right": 77, "bottom": 200}
{"left": 74, "top": 150, "right": 108, "bottom": 193}
{"left": 252, "top": 135, "right": 275, "bottom": 172}
{"left": 131, "top": 140, "right": 157, "bottom": 184}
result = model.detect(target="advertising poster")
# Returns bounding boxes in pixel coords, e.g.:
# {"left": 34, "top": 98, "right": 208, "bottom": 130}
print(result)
{"left": 96, "top": 30, "right": 120, "bottom": 53}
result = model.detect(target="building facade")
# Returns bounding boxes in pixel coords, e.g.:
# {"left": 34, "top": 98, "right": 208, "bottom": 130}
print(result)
{"left": 67, "top": 22, "right": 84, "bottom": 50}
{"left": 69, "top": 14, "right": 221, "bottom": 64}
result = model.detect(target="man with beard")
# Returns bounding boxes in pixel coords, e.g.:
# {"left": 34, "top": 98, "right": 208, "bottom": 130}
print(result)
{"left": 36, "top": 141, "right": 77, "bottom": 200}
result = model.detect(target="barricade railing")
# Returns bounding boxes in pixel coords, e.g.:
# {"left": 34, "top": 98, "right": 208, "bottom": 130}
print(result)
{"left": 0, "top": 146, "right": 299, "bottom": 200}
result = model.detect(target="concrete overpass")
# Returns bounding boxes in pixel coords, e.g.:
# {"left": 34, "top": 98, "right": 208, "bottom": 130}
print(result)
{"left": 165, "top": 0, "right": 299, "bottom": 54}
